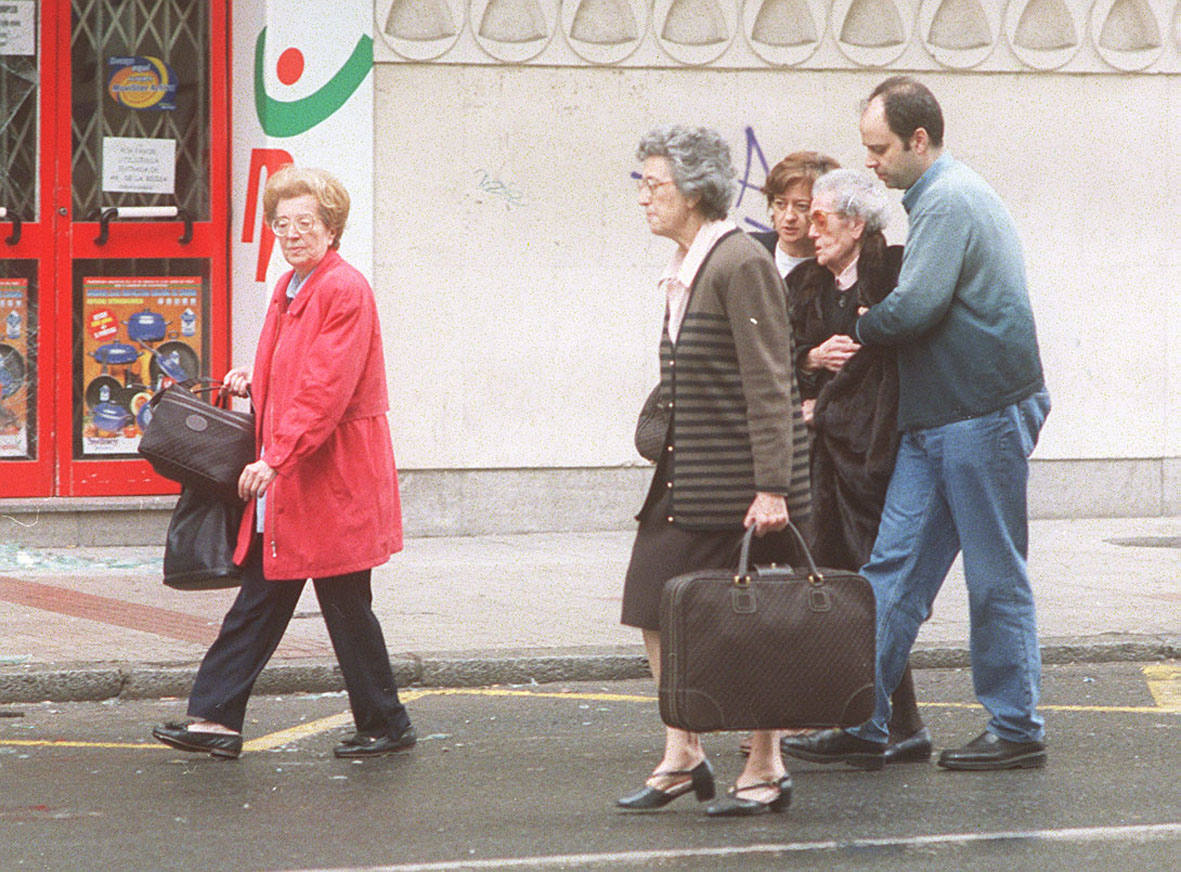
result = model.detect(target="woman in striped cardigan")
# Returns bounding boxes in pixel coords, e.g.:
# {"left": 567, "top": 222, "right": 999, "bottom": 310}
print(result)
{"left": 616, "top": 126, "right": 811, "bottom": 817}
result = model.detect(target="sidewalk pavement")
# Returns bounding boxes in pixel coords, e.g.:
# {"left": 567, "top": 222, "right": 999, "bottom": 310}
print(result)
{"left": 0, "top": 516, "right": 1177, "bottom": 704}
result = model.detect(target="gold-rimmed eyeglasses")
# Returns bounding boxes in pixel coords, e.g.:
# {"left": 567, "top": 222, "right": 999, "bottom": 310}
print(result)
{"left": 271, "top": 214, "right": 319, "bottom": 236}
{"left": 636, "top": 176, "right": 676, "bottom": 196}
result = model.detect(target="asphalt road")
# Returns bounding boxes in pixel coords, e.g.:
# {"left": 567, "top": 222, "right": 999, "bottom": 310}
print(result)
{"left": 1, "top": 662, "right": 1178, "bottom": 872}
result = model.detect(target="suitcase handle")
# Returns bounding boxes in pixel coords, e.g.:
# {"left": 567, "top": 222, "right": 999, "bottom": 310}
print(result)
{"left": 737, "top": 521, "right": 824, "bottom": 584}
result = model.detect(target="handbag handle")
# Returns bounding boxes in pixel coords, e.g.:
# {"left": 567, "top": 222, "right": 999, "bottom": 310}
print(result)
{"left": 147, "top": 378, "right": 253, "bottom": 413}
{"left": 736, "top": 520, "right": 824, "bottom": 584}
{"left": 189, "top": 378, "right": 253, "bottom": 411}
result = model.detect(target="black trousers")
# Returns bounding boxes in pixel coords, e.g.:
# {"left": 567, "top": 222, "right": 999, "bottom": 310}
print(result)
{"left": 187, "top": 539, "right": 410, "bottom": 736}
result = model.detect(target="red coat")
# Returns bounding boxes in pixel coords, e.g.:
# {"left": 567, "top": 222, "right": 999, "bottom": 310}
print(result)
{"left": 233, "top": 249, "right": 403, "bottom": 578}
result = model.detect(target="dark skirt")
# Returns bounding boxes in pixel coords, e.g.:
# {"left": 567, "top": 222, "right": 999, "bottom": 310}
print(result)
{"left": 620, "top": 462, "right": 804, "bottom": 631}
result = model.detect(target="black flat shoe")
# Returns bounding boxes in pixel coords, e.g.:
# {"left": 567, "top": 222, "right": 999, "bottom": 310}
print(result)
{"left": 333, "top": 724, "right": 417, "bottom": 758}
{"left": 152, "top": 722, "right": 242, "bottom": 759}
{"left": 704, "top": 774, "right": 792, "bottom": 817}
{"left": 937, "top": 730, "right": 1046, "bottom": 771}
{"left": 884, "top": 727, "right": 933, "bottom": 764}
{"left": 780, "top": 727, "right": 885, "bottom": 770}
{"left": 617, "top": 758, "right": 715, "bottom": 809}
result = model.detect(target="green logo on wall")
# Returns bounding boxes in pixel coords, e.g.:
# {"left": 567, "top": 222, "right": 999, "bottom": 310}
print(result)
{"left": 254, "top": 28, "right": 373, "bottom": 137}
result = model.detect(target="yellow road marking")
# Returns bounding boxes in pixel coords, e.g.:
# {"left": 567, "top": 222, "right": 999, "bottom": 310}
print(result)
{"left": 0, "top": 739, "right": 161, "bottom": 750}
{"left": 402, "top": 688, "right": 655, "bottom": 704}
{"left": 1143, "top": 663, "right": 1181, "bottom": 712}
{"left": 917, "top": 702, "right": 1167, "bottom": 714}
{"left": 242, "top": 710, "right": 354, "bottom": 753}
{"left": 2, "top": 684, "right": 1176, "bottom": 754}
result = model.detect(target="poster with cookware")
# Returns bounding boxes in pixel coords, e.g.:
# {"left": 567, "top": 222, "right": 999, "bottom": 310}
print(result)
{"left": 80, "top": 275, "right": 203, "bottom": 455}
{"left": 0, "top": 278, "right": 31, "bottom": 458}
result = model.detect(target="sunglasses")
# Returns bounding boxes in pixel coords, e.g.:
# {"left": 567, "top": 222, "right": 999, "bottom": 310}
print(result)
{"left": 808, "top": 209, "right": 844, "bottom": 232}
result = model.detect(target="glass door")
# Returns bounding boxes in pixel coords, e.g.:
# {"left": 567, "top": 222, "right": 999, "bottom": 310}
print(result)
{"left": 0, "top": 0, "right": 229, "bottom": 497}
{"left": 0, "top": 0, "right": 56, "bottom": 495}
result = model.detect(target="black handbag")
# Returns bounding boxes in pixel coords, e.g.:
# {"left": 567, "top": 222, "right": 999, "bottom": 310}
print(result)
{"left": 659, "top": 522, "right": 876, "bottom": 732}
{"left": 138, "top": 382, "right": 255, "bottom": 502}
{"left": 163, "top": 486, "right": 244, "bottom": 590}
{"left": 634, "top": 384, "right": 670, "bottom": 462}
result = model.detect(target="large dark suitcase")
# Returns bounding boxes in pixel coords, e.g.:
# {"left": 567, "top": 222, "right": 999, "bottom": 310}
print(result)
{"left": 659, "top": 523, "right": 876, "bottom": 732}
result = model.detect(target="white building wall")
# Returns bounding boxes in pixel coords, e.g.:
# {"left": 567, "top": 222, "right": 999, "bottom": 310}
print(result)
{"left": 232, "top": 1, "right": 1179, "bottom": 528}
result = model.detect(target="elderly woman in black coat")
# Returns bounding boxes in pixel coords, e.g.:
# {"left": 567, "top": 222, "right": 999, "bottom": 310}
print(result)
{"left": 780, "top": 169, "right": 930, "bottom": 767}
{"left": 617, "top": 125, "right": 811, "bottom": 816}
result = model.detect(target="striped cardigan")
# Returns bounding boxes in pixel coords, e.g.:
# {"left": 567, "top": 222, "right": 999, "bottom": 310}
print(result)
{"left": 642, "top": 229, "right": 811, "bottom": 530}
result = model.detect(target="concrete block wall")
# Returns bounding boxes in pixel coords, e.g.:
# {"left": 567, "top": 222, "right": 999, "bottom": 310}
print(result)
{"left": 366, "top": 14, "right": 1178, "bottom": 530}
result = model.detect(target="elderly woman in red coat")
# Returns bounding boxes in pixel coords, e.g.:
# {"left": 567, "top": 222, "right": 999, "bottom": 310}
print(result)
{"left": 152, "top": 166, "right": 413, "bottom": 760}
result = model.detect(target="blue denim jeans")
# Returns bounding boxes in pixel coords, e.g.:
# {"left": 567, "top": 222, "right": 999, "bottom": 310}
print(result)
{"left": 850, "top": 390, "right": 1051, "bottom": 744}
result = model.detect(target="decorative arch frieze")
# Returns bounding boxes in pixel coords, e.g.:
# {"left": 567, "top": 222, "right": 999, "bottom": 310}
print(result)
{"left": 372, "top": 0, "right": 1180, "bottom": 71}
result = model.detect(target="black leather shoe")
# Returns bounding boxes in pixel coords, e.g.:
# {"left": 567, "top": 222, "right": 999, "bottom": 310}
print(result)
{"left": 152, "top": 722, "right": 242, "bottom": 759}
{"left": 333, "top": 724, "right": 417, "bottom": 758}
{"left": 780, "top": 727, "right": 885, "bottom": 770}
{"left": 884, "top": 727, "right": 933, "bottom": 764}
{"left": 937, "top": 730, "right": 1046, "bottom": 770}
{"left": 617, "top": 759, "right": 715, "bottom": 809}
{"left": 704, "top": 774, "right": 792, "bottom": 817}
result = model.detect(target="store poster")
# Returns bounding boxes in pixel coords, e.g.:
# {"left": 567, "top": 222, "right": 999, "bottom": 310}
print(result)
{"left": 0, "top": 278, "right": 30, "bottom": 457}
{"left": 79, "top": 276, "right": 202, "bottom": 455}
{"left": 107, "top": 55, "right": 179, "bottom": 111}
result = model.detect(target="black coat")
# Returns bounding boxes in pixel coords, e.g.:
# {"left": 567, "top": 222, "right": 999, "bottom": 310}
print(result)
{"left": 804, "top": 244, "right": 903, "bottom": 570}
{"left": 750, "top": 229, "right": 778, "bottom": 257}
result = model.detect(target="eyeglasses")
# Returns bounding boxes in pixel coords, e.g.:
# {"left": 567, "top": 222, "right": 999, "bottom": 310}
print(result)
{"left": 808, "top": 209, "right": 844, "bottom": 232}
{"left": 270, "top": 214, "right": 320, "bottom": 235}
{"left": 636, "top": 176, "right": 676, "bottom": 196}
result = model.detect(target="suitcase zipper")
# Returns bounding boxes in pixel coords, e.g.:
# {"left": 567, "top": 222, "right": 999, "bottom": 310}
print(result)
{"left": 664, "top": 580, "right": 684, "bottom": 725}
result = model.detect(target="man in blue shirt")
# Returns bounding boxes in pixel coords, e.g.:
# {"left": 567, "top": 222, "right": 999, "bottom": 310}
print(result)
{"left": 783, "top": 77, "right": 1052, "bottom": 771}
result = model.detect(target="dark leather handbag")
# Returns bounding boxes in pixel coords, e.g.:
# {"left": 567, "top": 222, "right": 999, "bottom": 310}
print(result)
{"left": 659, "top": 522, "right": 876, "bottom": 732}
{"left": 163, "top": 486, "right": 243, "bottom": 590}
{"left": 634, "top": 384, "right": 670, "bottom": 462}
{"left": 138, "top": 382, "right": 255, "bottom": 502}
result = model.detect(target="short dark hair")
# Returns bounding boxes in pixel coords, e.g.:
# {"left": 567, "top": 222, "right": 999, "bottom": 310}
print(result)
{"left": 868, "top": 76, "right": 944, "bottom": 149}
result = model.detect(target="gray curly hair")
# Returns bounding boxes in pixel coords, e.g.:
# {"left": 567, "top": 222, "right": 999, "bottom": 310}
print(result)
{"left": 811, "top": 169, "right": 891, "bottom": 235}
{"left": 636, "top": 125, "right": 736, "bottom": 221}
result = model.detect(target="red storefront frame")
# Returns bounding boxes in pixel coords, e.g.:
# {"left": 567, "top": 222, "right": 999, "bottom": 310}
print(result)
{"left": 0, "top": 1, "right": 231, "bottom": 497}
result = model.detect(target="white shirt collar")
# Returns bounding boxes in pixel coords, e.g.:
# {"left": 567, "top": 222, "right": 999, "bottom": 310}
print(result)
{"left": 775, "top": 248, "right": 812, "bottom": 279}
{"left": 833, "top": 258, "right": 859, "bottom": 292}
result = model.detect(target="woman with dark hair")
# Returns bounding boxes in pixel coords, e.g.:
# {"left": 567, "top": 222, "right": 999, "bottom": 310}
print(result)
{"left": 779, "top": 169, "right": 930, "bottom": 768}
{"left": 618, "top": 125, "right": 811, "bottom": 816}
